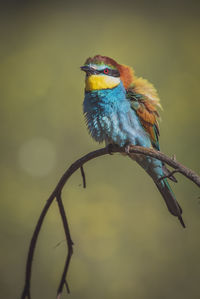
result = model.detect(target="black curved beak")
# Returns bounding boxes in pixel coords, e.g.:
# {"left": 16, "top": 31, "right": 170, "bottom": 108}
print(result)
{"left": 80, "top": 66, "right": 90, "bottom": 72}
{"left": 80, "top": 65, "right": 97, "bottom": 75}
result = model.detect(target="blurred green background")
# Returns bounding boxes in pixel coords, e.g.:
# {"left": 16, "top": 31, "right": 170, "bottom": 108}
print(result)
{"left": 0, "top": 1, "right": 200, "bottom": 298}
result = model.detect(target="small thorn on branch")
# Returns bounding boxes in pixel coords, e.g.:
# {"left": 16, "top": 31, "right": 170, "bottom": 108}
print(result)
{"left": 80, "top": 165, "right": 86, "bottom": 188}
{"left": 158, "top": 169, "right": 180, "bottom": 182}
{"left": 172, "top": 154, "right": 177, "bottom": 161}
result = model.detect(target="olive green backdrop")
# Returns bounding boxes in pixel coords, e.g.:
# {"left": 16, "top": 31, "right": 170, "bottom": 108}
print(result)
{"left": 0, "top": 1, "right": 200, "bottom": 298}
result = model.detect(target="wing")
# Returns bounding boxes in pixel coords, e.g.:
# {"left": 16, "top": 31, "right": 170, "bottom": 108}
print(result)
{"left": 126, "top": 77, "right": 161, "bottom": 151}
{"left": 126, "top": 75, "right": 177, "bottom": 182}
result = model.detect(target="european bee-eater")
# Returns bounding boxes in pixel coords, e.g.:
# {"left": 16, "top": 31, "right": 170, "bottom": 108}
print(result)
{"left": 81, "top": 55, "right": 185, "bottom": 227}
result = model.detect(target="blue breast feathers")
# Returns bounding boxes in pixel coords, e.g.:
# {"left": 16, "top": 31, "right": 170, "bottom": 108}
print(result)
{"left": 83, "top": 82, "right": 151, "bottom": 147}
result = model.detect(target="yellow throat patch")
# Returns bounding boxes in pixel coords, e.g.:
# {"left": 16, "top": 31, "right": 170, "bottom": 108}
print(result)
{"left": 85, "top": 75, "right": 120, "bottom": 91}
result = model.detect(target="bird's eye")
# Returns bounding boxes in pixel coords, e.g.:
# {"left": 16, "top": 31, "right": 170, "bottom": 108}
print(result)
{"left": 103, "top": 68, "right": 109, "bottom": 74}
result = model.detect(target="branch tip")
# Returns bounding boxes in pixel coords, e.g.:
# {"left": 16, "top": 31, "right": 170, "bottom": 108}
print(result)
{"left": 64, "top": 280, "right": 70, "bottom": 293}
{"left": 158, "top": 169, "right": 180, "bottom": 182}
{"left": 80, "top": 165, "right": 86, "bottom": 188}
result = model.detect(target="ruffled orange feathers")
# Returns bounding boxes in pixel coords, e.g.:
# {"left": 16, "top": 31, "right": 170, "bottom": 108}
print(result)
{"left": 118, "top": 64, "right": 135, "bottom": 89}
{"left": 118, "top": 63, "right": 161, "bottom": 146}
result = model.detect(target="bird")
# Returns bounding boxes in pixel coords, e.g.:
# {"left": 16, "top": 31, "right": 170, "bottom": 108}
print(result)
{"left": 80, "top": 54, "right": 185, "bottom": 228}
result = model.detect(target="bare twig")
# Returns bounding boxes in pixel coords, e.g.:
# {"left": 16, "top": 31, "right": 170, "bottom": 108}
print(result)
{"left": 21, "top": 145, "right": 200, "bottom": 299}
{"left": 158, "top": 169, "right": 180, "bottom": 182}
{"left": 123, "top": 145, "right": 200, "bottom": 187}
{"left": 21, "top": 193, "right": 55, "bottom": 299}
{"left": 21, "top": 147, "right": 109, "bottom": 299}
{"left": 80, "top": 165, "right": 86, "bottom": 188}
{"left": 56, "top": 192, "right": 73, "bottom": 297}
{"left": 64, "top": 281, "right": 70, "bottom": 294}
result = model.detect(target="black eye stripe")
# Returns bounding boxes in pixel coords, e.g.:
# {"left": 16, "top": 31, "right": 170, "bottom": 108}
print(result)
{"left": 85, "top": 67, "right": 120, "bottom": 77}
{"left": 99, "top": 69, "right": 120, "bottom": 77}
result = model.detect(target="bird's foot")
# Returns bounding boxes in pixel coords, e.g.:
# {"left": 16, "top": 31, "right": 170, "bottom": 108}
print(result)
{"left": 107, "top": 144, "right": 114, "bottom": 155}
{"left": 125, "top": 144, "right": 131, "bottom": 154}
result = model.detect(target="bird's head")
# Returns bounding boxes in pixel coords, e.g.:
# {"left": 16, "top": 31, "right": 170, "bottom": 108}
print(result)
{"left": 81, "top": 55, "right": 134, "bottom": 91}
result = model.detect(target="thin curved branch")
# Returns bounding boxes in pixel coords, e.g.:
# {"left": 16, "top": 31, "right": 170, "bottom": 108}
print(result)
{"left": 21, "top": 145, "right": 200, "bottom": 299}
{"left": 118, "top": 145, "right": 200, "bottom": 187}
{"left": 56, "top": 192, "right": 73, "bottom": 297}
{"left": 21, "top": 147, "right": 109, "bottom": 299}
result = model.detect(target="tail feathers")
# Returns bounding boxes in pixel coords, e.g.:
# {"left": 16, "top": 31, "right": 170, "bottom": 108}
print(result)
{"left": 178, "top": 215, "right": 186, "bottom": 228}
{"left": 155, "top": 179, "right": 185, "bottom": 228}
{"left": 132, "top": 156, "right": 185, "bottom": 227}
